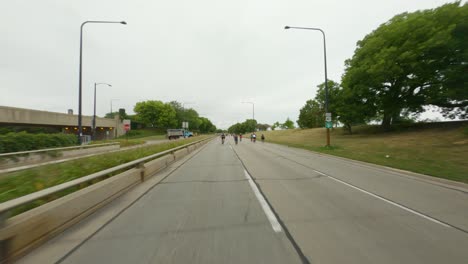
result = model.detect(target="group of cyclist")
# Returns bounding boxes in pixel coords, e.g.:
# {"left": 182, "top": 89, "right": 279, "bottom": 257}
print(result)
{"left": 220, "top": 133, "right": 265, "bottom": 145}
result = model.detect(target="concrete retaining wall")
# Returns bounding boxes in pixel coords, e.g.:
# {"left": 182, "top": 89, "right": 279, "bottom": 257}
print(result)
{"left": 0, "top": 138, "right": 210, "bottom": 262}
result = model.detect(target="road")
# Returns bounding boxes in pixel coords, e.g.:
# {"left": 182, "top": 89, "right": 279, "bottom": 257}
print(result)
{"left": 19, "top": 137, "right": 468, "bottom": 263}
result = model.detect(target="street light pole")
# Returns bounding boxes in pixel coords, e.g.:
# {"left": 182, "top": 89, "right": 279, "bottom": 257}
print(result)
{"left": 242, "top": 102, "right": 255, "bottom": 121}
{"left": 78, "top": 20, "right": 126, "bottom": 144}
{"left": 284, "top": 25, "right": 330, "bottom": 146}
{"left": 110, "top": 99, "right": 119, "bottom": 114}
{"left": 93, "top": 82, "right": 112, "bottom": 139}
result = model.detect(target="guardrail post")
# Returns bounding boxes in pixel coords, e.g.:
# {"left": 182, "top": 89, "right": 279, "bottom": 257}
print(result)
{"left": 0, "top": 211, "right": 11, "bottom": 263}
{"left": 137, "top": 162, "right": 146, "bottom": 182}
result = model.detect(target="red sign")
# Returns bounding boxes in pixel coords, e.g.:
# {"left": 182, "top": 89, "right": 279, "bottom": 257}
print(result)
{"left": 124, "top": 124, "right": 130, "bottom": 131}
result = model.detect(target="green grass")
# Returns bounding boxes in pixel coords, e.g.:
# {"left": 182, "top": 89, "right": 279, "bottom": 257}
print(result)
{"left": 263, "top": 122, "right": 468, "bottom": 184}
{"left": 0, "top": 136, "right": 210, "bottom": 215}
{"left": 118, "top": 128, "right": 166, "bottom": 139}
{"left": 91, "top": 129, "right": 167, "bottom": 147}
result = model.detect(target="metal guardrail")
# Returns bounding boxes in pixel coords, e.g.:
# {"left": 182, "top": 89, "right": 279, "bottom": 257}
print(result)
{"left": 0, "top": 142, "right": 119, "bottom": 158}
{"left": 0, "top": 137, "right": 212, "bottom": 217}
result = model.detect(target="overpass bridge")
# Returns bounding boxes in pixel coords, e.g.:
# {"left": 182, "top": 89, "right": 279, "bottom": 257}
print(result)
{"left": 0, "top": 106, "right": 126, "bottom": 139}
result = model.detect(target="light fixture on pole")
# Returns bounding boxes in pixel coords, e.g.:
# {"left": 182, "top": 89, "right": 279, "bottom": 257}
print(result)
{"left": 110, "top": 99, "right": 119, "bottom": 114}
{"left": 284, "top": 25, "right": 330, "bottom": 146}
{"left": 78, "top": 20, "right": 126, "bottom": 144}
{"left": 93, "top": 82, "right": 112, "bottom": 139}
{"left": 241, "top": 101, "right": 255, "bottom": 121}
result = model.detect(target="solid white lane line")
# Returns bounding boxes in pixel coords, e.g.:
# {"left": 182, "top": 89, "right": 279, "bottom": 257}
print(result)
{"left": 244, "top": 169, "right": 283, "bottom": 233}
{"left": 316, "top": 170, "right": 451, "bottom": 228}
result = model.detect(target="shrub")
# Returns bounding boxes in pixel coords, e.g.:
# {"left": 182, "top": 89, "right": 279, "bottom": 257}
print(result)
{"left": 0, "top": 132, "right": 78, "bottom": 153}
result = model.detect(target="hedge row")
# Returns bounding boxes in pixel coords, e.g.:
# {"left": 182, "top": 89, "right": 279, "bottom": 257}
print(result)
{"left": 0, "top": 132, "right": 78, "bottom": 154}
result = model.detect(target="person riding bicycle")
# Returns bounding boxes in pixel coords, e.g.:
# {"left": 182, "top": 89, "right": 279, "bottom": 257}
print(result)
{"left": 221, "top": 133, "right": 226, "bottom": 144}
{"left": 261, "top": 134, "right": 265, "bottom": 143}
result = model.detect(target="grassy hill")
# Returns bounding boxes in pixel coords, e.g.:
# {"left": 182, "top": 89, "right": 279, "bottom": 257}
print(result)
{"left": 262, "top": 121, "right": 468, "bottom": 184}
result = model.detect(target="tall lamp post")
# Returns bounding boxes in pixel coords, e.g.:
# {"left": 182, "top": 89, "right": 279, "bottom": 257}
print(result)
{"left": 78, "top": 20, "right": 126, "bottom": 144}
{"left": 93, "top": 82, "right": 112, "bottom": 139}
{"left": 242, "top": 101, "right": 255, "bottom": 121}
{"left": 284, "top": 25, "right": 330, "bottom": 146}
{"left": 242, "top": 101, "right": 255, "bottom": 132}
{"left": 110, "top": 99, "right": 119, "bottom": 114}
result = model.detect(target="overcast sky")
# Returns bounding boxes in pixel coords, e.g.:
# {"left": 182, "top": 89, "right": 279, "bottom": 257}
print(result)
{"left": 1, "top": 0, "right": 461, "bottom": 129}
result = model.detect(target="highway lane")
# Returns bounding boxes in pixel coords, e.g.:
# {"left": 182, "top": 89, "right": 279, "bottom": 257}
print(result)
{"left": 233, "top": 138, "right": 468, "bottom": 263}
{"left": 18, "top": 137, "right": 468, "bottom": 263}
{"left": 57, "top": 138, "right": 302, "bottom": 264}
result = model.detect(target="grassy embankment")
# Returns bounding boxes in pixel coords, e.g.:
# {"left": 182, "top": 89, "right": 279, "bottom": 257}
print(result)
{"left": 92, "top": 129, "right": 167, "bottom": 147}
{"left": 262, "top": 122, "right": 468, "bottom": 184}
{"left": 0, "top": 135, "right": 210, "bottom": 215}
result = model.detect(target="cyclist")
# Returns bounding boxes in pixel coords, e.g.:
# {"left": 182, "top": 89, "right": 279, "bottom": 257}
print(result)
{"left": 221, "top": 133, "right": 226, "bottom": 144}
{"left": 234, "top": 134, "right": 238, "bottom": 145}
{"left": 261, "top": 134, "right": 265, "bottom": 143}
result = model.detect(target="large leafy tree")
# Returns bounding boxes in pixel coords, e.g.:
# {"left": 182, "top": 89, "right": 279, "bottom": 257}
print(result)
{"left": 198, "top": 117, "right": 216, "bottom": 133}
{"left": 342, "top": 2, "right": 468, "bottom": 129}
{"left": 297, "top": 100, "right": 323, "bottom": 128}
{"left": 133, "top": 100, "right": 177, "bottom": 128}
{"left": 227, "top": 119, "right": 258, "bottom": 134}
{"left": 281, "top": 118, "right": 295, "bottom": 129}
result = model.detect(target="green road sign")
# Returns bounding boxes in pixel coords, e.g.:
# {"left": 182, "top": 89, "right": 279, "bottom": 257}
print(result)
{"left": 325, "top": 121, "right": 333, "bottom": 128}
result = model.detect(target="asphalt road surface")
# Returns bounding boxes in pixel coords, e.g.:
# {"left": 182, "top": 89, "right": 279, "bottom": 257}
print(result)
{"left": 20, "top": 137, "right": 468, "bottom": 264}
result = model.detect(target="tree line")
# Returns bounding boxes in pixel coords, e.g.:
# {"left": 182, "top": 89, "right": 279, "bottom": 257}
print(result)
{"left": 297, "top": 2, "right": 467, "bottom": 133}
{"left": 106, "top": 100, "right": 217, "bottom": 133}
{"left": 227, "top": 118, "right": 295, "bottom": 134}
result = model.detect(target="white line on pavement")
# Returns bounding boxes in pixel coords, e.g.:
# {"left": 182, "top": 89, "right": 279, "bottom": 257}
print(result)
{"left": 313, "top": 169, "right": 451, "bottom": 228}
{"left": 244, "top": 169, "right": 283, "bottom": 233}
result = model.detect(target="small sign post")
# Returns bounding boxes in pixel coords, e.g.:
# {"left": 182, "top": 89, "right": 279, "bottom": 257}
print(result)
{"left": 325, "top": 113, "right": 332, "bottom": 128}
{"left": 123, "top": 119, "right": 131, "bottom": 142}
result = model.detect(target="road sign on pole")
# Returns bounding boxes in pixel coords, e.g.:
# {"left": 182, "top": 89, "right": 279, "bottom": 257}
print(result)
{"left": 123, "top": 119, "right": 131, "bottom": 132}
{"left": 325, "top": 121, "right": 333, "bottom": 128}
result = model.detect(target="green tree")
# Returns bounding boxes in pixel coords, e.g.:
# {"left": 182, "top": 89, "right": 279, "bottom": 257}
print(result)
{"left": 342, "top": 2, "right": 468, "bottom": 129}
{"left": 281, "top": 118, "right": 295, "bottom": 129}
{"left": 297, "top": 99, "right": 324, "bottom": 128}
{"left": 133, "top": 100, "right": 177, "bottom": 128}
{"left": 198, "top": 117, "right": 216, "bottom": 133}
{"left": 271, "top": 121, "right": 281, "bottom": 130}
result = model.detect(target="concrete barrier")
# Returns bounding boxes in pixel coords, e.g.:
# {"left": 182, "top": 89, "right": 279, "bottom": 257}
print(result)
{"left": 173, "top": 149, "right": 189, "bottom": 160}
{"left": 1, "top": 168, "right": 141, "bottom": 261}
{"left": 187, "top": 145, "right": 196, "bottom": 153}
{"left": 0, "top": 139, "right": 210, "bottom": 262}
{"left": 144, "top": 156, "right": 173, "bottom": 179}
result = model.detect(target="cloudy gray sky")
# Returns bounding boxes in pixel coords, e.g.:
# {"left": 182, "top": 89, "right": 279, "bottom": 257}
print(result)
{"left": 1, "top": 0, "right": 460, "bottom": 129}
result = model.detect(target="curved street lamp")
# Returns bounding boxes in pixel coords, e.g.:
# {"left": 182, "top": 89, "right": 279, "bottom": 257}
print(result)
{"left": 93, "top": 82, "right": 112, "bottom": 139}
{"left": 78, "top": 20, "right": 126, "bottom": 144}
{"left": 284, "top": 25, "right": 330, "bottom": 146}
{"left": 241, "top": 102, "right": 255, "bottom": 121}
